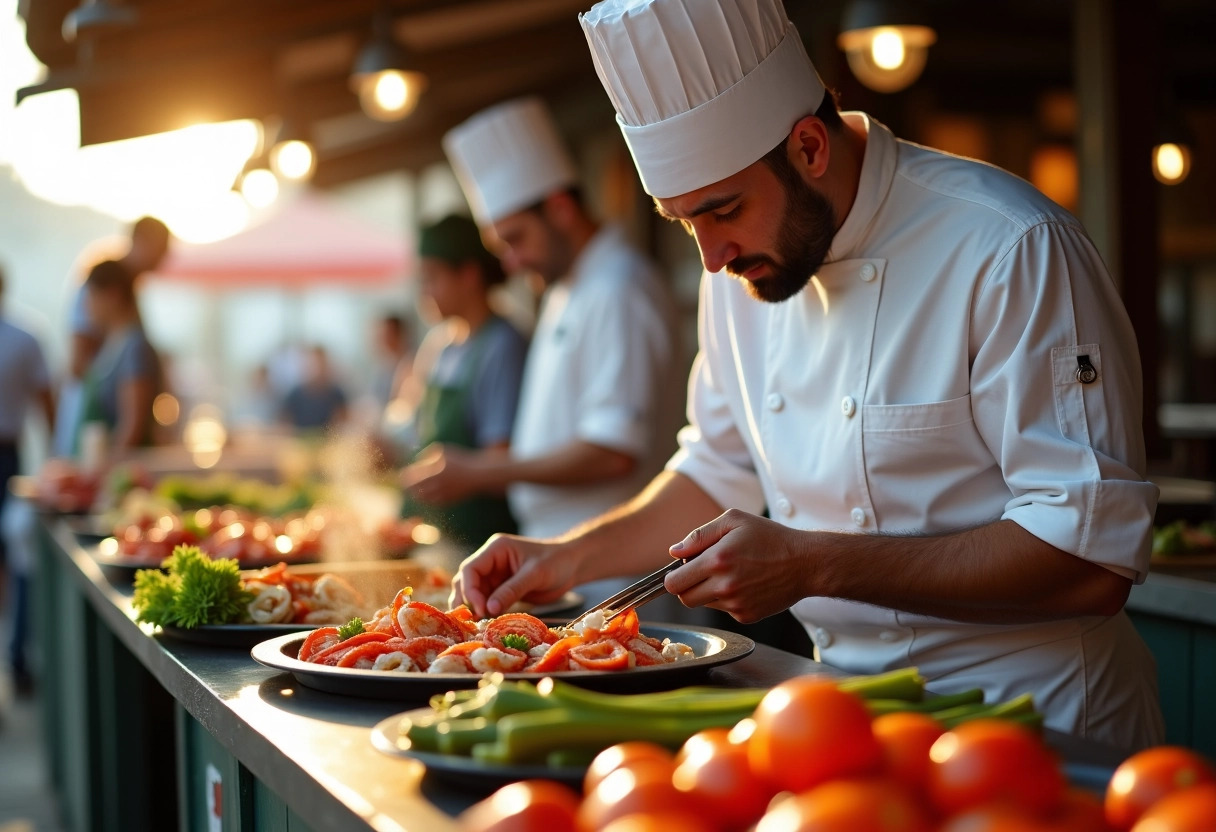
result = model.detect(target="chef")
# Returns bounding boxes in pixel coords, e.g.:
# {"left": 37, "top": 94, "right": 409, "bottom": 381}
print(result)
{"left": 406, "top": 96, "right": 683, "bottom": 541}
{"left": 452, "top": 0, "right": 1165, "bottom": 750}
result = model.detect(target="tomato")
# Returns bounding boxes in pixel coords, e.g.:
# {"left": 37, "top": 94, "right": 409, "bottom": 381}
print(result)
{"left": 458, "top": 779, "right": 580, "bottom": 832}
{"left": 937, "top": 804, "right": 1055, "bottom": 832}
{"left": 532, "top": 636, "right": 583, "bottom": 673}
{"left": 927, "top": 719, "right": 1065, "bottom": 817}
{"left": 872, "top": 711, "right": 946, "bottom": 790}
{"left": 748, "top": 678, "right": 882, "bottom": 792}
{"left": 569, "top": 640, "right": 631, "bottom": 671}
{"left": 600, "top": 608, "right": 641, "bottom": 643}
{"left": 754, "top": 778, "right": 934, "bottom": 832}
{"left": 599, "top": 812, "right": 716, "bottom": 832}
{"left": 1131, "top": 783, "right": 1216, "bottom": 832}
{"left": 297, "top": 627, "right": 339, "bottom": 662}
{"left": 578, "top": 766, "right": 702, "bottom": 831}
{"left": 1045, "top": 789, "right": 1113, "bottom": 832}
{"left": 483, "top": 613, "right": 550, "bottom": 650}
{"left": 672, "top": 728, "right": 774, "bottom": 830}
{"left": 584, "top": 742, "right": 676, "bottom": 796}
{"left": 1105, "top": 746, "right": 1216, "bottom": 830}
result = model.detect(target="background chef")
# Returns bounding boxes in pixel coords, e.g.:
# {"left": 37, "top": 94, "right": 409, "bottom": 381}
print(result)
{"left": 404, "top": 96, "right": 683, "bottom": 543}
{"left": 400, "top": 214, "right": 528, "bottom": 553}
{"left": 453, "top": 0, "right": 1164, "bottom": 750}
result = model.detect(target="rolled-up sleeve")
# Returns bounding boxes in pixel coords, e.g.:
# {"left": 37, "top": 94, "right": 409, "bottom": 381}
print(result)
{"left": 971, "top": 221, "right": 1159, "bottom": 580}
{"left": 667, "top": 273, "right": 766, "bottom": 515}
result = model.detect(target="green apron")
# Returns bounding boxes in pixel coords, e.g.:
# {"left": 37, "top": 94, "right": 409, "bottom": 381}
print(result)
{"left": 402, "top": 319, "right": 518, "bottom": 553}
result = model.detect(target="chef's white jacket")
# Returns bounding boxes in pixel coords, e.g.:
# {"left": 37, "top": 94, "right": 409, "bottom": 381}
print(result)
{"left": 668, "top": 114, "right": 1164, "bottom": 749}
{"left": 510, "top": 225, "right": 682, "bottom": 539}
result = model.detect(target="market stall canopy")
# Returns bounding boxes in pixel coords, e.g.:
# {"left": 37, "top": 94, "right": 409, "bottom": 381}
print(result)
{"left": 151, "top": 194, "right": 411, "bottom": 288}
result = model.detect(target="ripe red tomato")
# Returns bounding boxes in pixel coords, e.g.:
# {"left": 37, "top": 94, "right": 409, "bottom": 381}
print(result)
{"left": 1105, "top": 746, "right": 1216, "bottom": 830}
{"left": 578, "top": 767, "right": 702, "bottom": 832}
{"left": 458, "top": 780, "right": 580, "bottom": 832}
{"left": 672, "top": 728, "right": 775, "bottom": 830}
{"left": 937, "top": 804, "right": 1055, "bottom": 832}
{"left": 599, "top": 812, "right": 716, "bottom": 832}
{"left": 872, "top": 711, "right": 946, "bottom": 790}
{"left": 1045, "top": 788, "right": 1114, "bottom": 832}
{"left": 1130, "top": 783, "right": 1216, "bottom": 832}
{"left": 927, "top": 719, "right": 1065, "bottom": 817}
{"left": 748, "top": 678, "right": 882, "bottom": 793}
{"left": 754, "top": 778, "right": 934, "bottom": 832}
{"left": 584, "top": 742, "right": 675, "bottom": 796}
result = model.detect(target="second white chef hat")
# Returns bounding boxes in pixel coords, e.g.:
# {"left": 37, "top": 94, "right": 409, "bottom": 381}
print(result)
{"left": 442, "top": 97, "right": 579, "bottom": 225}
{"left": 580, "top": 0, "right": 826, "bottom": 199}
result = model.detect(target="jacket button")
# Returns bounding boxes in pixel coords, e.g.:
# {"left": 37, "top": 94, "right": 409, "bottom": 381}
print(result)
{"left": 814, "top": 627, "right": 833, "bottom": 648}
{"left": 878, "top": 630, "right": 899, "bottom": 643}
{"left": 851, "top": 507, "right": 867, "bottom": 526}
{"left": 859, "top": 263, "right": 877, "bottom": 282}
{"left": 765, "top": 392, "right": 784, "bottom": 411}
{"left": 775, "top": 497, "right": 793, "bottom": 517}
{"left": 841, "top": 396, "right": 856, "bottom": 417}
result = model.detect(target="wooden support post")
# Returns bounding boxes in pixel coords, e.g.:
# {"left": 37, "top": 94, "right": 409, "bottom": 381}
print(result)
{"left": 1074, "top": 0, "right": 1163, "bottom": 459}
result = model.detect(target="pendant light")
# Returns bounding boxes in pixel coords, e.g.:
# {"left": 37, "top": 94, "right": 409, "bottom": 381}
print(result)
{"left": 350, "top": 6, "right": 427, "bottom": 122}
{"left": 1152, "top": 111, "right": 1193, "bottom": 186}
{"left": 269, "top": 121, "right": 316, "bottom": 182}
{"left": 837, "top": 0, "right": 937, "bottom": 94}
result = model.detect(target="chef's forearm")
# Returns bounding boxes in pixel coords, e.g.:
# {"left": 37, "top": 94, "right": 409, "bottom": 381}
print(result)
{"left": 562, "top": 470, "right": 725, "bottom": 584}
{"left": 807, "top": 519, "right": 1132, "bottom": 623}
{"left": 476, "top": 440, "right": 637, "bottom": 490}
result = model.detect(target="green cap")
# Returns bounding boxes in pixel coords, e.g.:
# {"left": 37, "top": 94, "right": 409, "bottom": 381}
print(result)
{"left": 419, "top": 214, "right": 497, "bottom": 268}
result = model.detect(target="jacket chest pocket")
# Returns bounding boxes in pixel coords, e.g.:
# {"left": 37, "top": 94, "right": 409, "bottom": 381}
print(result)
{"left": 861, "top": 394, "right": 988, "bottom": 477}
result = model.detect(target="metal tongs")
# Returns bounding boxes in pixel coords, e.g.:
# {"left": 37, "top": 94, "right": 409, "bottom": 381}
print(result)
{"left": 563, "top": 558, "right": 687, "bottom": 630}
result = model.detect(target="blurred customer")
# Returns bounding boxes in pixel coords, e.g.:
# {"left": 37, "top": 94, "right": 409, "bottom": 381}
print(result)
{"left": 77, "top": 260, "right": 164, "bottom": 456}
{"left": 405, "top": 97, "right": 682, "bottom": 540}
{"left": 281, "top": 345, "right": 348, "bottom": 432}
{"left": 0, "top": 266, "right": 55, "bottom": 693}
{"left": 371, "top": 314, "right": 414, "bottom": 410}
{"left": 400, "top": 215, "right": 528, "bottom": 552}
{"left": 55, "top": 217, "right": 170, "bottom": 457}
{"left": 231, "top": 363, "right": 281, "bottom": 430}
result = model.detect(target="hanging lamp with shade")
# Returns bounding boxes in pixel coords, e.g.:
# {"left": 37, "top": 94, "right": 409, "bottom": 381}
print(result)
{"left": 350, "top": 4, "right": 427, "bottom": 122}
{"left": 837, "top": 0, "right": 937, "bottom": 93}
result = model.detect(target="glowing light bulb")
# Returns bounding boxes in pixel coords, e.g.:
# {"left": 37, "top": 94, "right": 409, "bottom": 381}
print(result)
{"left": 871, "top": 28, "right": 906, "bottom": 70}
{"left": 1152, "top": 142, "right": 1191, "bottom": 185}
{"left": 270, "top": 139, "right": 315, "bottom": 181}
{"left": 375, "top": 72, "right": 408, "bottom": 112}
{"left": 240, "top": 168, "right": 279, "bottom": 207}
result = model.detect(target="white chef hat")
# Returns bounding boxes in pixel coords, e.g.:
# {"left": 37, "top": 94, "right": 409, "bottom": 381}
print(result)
{"left": 442, "top": 97, "right": 579, "bottom": 226}
{"left": 580, "top": 0, "right": 826, "bottom": 199}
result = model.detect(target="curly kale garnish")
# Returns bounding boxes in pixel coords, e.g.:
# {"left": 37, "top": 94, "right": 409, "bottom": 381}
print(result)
{"left": 500, "top": 633, "right": 530, "bottom": 651}
{"left": 131, "top": 545, "right": 252, "bottom": 629}
{"left": 337, "top": 617, "right": 365, "bottom": 641}
{"left": 132, "top": 568, "right": 182, "bottom": 627}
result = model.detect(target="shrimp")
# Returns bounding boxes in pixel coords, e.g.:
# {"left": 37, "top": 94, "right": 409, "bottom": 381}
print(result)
{"left": 247, "top": 583, "right": 293, "bottom": 624}
{"left": 396, "top": 602, "right": 463, "bottom": 642}
{"left": 303, "top": 609, "right": 349, "bottom": 625}
{"left": 313, "top": 574, "right": 363, "bottom": 612}
{"left": 372, "top": 651, "right": 415, "bottom": 672}
{"left": 469, "top": 646, "right": 528, "bottom": 673}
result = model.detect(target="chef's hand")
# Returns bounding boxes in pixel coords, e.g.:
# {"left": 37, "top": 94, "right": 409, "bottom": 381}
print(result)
{"left": 401, "top": 443, "right": 480, "bottom": 505}
{"left": 450, "top": 534, "right": 579, "bottom": 618}
{"left": 664, "top": 508, "right": 814, "bottom": 624}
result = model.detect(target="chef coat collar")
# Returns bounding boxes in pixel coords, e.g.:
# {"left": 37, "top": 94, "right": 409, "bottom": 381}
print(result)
{"left": 824, "top": 112, "right": 897, "bottom": 265}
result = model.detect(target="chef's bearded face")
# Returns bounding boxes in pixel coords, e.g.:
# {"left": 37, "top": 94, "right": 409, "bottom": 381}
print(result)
{"left": 729, "top": 142, "right": 837, "bottom": 304}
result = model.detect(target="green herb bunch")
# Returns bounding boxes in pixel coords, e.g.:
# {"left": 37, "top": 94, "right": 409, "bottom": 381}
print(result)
{"left": 132, "top": 545, "right": 253, "bottom": 629}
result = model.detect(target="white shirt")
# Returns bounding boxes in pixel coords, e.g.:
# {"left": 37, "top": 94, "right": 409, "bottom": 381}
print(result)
{"left": 510, "top": 226, "right": 681, "bottom": 539}
{"left": 669, "top": 114, "right": 1163, "bottom": 749}
{"left": 0, "top": 316, "right": 51, "bottom": 441}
